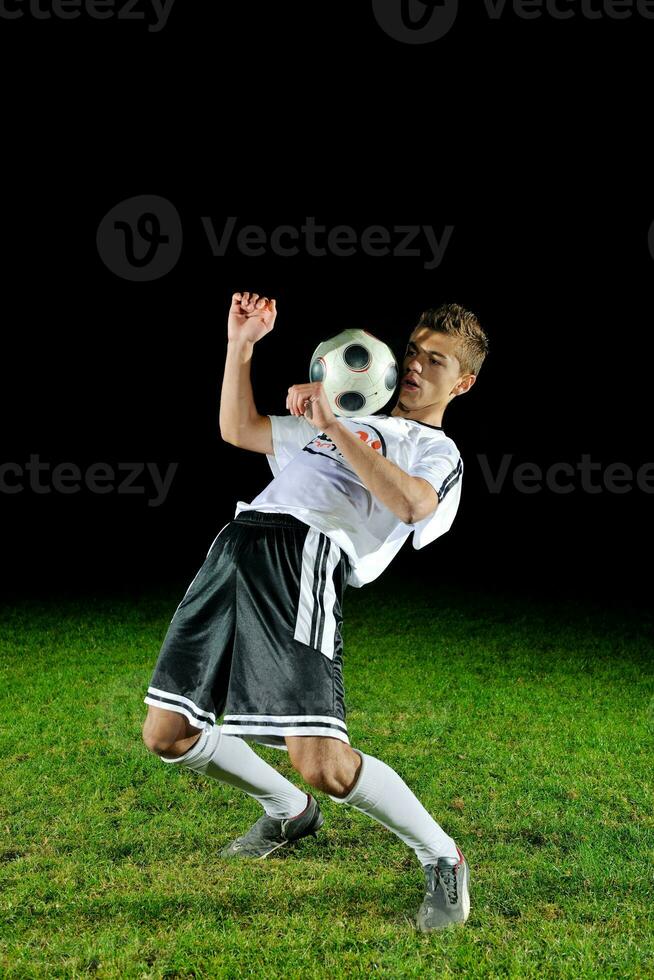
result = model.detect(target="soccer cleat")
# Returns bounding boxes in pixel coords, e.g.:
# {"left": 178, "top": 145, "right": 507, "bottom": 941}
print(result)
{"left": 415, "top": 845, "right": 471, "bottom": 932}
{"left": 219, "top": 792, "right": 325, "bottom": 859}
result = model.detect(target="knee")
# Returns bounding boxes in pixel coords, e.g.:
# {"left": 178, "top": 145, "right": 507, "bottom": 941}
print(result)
{"left": 142, "top": 705, "right": 198, "bottom": 756}
{"left": 142, "top": 728, "right": 174, "bottom": 756}
{"left": 142, "top": 718, "right": 177, "bottom": 756}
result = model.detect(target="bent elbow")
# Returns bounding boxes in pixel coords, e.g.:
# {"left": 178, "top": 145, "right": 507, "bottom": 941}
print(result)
{"left": 219, "top": 429, "right": 237, "bottom": 445}
{"left": 404, "top": 500, "right": 419, "bottom": 524}
{"left": 408, "top": 490, "right": 440, "bottom": 525}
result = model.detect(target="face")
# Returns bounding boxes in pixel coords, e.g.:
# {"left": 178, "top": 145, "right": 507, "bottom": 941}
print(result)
{"left": 396, "top": 327, "right": 473, "bottom": 415}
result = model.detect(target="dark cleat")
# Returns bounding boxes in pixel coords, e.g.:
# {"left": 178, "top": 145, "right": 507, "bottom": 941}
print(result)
{"left": 219, "top": 793, "right": 324, "bottom": 859}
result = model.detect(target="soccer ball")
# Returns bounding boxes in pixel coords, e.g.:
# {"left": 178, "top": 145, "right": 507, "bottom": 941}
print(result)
{"left": 309, "top": 329, "right": 399, "bottom": 417}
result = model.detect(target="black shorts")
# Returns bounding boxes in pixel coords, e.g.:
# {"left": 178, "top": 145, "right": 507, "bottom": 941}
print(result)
{"left": 144, "top": 511, "right": 352, "bottom": 751}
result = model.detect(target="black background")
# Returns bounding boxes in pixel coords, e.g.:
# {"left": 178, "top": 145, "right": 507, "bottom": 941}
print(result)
{"left": 0, "top": 2, "right": 651, "bottom": 610}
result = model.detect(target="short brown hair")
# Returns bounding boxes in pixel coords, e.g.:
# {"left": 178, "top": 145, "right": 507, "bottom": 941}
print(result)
{"left": 416, "top": 303, "right": 489, "bottom": 378}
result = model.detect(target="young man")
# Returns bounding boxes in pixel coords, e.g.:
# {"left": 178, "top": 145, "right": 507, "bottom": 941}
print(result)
{"left": 142, "top": 291, "right": 488, "bottom": 933}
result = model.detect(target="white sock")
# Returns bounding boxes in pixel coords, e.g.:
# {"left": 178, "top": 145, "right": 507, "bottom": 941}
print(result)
{"left": 159, "top": 725, "right": 309, "bottom": 821}
{"left": 329, "top": 749, "right": 459, "bottom": 866}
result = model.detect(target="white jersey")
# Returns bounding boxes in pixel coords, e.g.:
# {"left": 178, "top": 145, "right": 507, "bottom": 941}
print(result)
{"left": 234, "top": 413, "right": 463, "bottom": 588}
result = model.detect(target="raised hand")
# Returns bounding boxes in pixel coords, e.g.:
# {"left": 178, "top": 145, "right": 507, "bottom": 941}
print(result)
{"left": 228, "top": 292, "right": 277, "bottom": 345}
{"left": 286, "top": 381, "right": 338, "bottom": 432}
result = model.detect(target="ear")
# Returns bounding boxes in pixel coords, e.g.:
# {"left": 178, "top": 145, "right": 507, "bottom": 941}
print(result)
{"left": 451, "top": 374, "right": 476, "bottom": 397}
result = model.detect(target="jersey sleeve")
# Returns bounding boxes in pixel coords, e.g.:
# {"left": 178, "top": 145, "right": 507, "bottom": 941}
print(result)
{"left": 265, "top": 414, "right": 317, "bottom": 477}
{"left": 408, "top": 438, "right": 464, "bottom": 550}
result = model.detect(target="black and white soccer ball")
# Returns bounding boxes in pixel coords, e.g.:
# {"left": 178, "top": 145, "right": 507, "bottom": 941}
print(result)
{"left": 309, "top": 329, "right": 398, "bottom": 418}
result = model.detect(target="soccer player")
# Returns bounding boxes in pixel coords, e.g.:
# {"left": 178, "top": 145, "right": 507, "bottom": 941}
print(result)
{"left": 142, "top": 291, "right": 488, "bottom": 932}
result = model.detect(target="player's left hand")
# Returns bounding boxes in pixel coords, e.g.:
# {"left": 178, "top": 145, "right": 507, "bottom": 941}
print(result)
{"left": 286, "top": 382, "right": 337, "bottom": 431}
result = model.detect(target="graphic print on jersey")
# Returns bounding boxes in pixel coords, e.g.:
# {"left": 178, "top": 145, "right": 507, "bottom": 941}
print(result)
{"left": 302, "top": 421, "right": 387, "bottom": 467}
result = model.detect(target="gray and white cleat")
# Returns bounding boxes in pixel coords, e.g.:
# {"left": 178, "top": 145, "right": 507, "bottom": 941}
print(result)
{"left": 219, "top": 793, "right": 324, "bottom": 860}
{"left": 416, "top": 845, "right": 471, "bottom": 932}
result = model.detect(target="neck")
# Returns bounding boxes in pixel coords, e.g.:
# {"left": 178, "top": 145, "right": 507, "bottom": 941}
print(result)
{"left": 390, "top": 399, "right": 445, "bottom": 428}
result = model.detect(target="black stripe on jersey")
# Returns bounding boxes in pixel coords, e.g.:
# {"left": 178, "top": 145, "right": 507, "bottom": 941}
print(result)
{"left": 438, "top": 459, "right": 462, "bottom": 501}
{"left": 437, "top": 458, "right": 463, "bottom": 502}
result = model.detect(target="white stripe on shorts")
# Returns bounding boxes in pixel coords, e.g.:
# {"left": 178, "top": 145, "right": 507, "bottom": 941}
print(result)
{"left": 143, "top": 687, "right": 216, "bottom": 728}
{"left": 223, "top": 712, "right": 347, "bottom": 731}
{"left": 222, "top": 713, "right": 350, "bottom": 745}
{"left": 293, "top": 528, "right": 342, "bottom": 660}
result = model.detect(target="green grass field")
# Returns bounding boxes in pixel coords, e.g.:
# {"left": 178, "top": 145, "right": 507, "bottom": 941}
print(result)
{"left": 1, "top": 579, "right": 653, "bottom": 978}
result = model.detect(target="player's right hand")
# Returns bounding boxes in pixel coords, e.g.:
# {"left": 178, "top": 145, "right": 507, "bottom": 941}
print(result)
{"left": 228, "top": 292, "right": 277, "bottom": 345}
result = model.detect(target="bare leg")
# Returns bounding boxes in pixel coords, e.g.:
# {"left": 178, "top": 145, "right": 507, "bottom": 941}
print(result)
{"left": 285, "top": 735, "right": 362, "bottom": 796}
{"left": 286, "top": 735, "right": 459, "bottom": 865}
{"left": 144, "top": 710, "right": 309, "bottom": 818}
